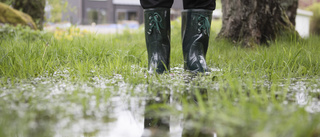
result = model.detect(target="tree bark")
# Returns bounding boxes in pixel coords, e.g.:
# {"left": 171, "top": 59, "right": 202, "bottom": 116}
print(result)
{"left": 13, "top": 0, "right": 45, "bottom": 30}
{"left": 217, "top": 0, "right": 299, "bottom": 47}
{"left": 282, "top": 0, "right": 298, "bottom": 26}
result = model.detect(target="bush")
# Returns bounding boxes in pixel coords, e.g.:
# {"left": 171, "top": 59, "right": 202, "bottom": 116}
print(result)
{"left": 0, "top": 2, "right": 37, "bottom": 29}
{"left": 0, "top": 0, "right": 13, "bottom": 5}
{"left": 307, "top": 3, "right": 320, "bottom": 35}
{"left": 0, "top": 24, "right": 51, "bottom": 41}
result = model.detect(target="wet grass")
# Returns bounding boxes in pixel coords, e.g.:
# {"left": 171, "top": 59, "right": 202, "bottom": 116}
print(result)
{"left": 1, "top": 22, "right": 320, "bottom": 137}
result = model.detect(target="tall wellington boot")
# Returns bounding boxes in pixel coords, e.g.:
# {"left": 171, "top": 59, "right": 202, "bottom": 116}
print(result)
{"left": 182, "top": 9, "right": 213, "bottom": 73}
{"left": 144, "top": 8, "right": 171, "bottom": 74}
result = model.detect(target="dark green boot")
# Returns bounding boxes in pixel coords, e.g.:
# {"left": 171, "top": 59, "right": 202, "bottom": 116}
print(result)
{"left": 182, "top": 9, "right": 213, "bottom": 73}
{"left": 144, "top": 8, "right": 171, "bottom": 74}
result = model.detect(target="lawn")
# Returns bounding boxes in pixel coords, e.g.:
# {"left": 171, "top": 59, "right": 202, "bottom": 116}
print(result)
{"left": 0, "top": 21, "right": 320, "bottom": 137}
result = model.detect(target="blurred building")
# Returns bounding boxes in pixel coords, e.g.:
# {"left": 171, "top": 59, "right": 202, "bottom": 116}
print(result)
{"left": 296, "top": 9, "right": 313, "bottom": 37}
{"left": 295, "top": 0, "right": 318, "bottom": 37}
{"left": 299, "top": 0, "right": 320, "bottom": 8}
{"left": 61, "top": 0, "right": 141, "bottom": 25}
{"left": 61, "top": 0, "right": 183, "bottom": 25}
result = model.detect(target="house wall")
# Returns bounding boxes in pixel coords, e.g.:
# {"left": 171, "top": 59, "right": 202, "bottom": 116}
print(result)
{"left": 82, "top": 0, "right": 114, "bottom": 24}
{"left": 299, "top": 0, "right": 320, "bottom": 8}
{"left": 296, "top": 9, "right": 313, "bottom": 37}
{"left": 81, "top": 0, "right": 144, "bottom": 24}
{"left": 113, "top": 0, "right": 140, "bottom": 5}
{"left": 172, "top": 0, "right": 183, "bottom": 9}
{"left": 114, "top": 4, "right": 143, "bottom": 24}
{"left": 62, "top": 0, "right": 184, "bottom": 25}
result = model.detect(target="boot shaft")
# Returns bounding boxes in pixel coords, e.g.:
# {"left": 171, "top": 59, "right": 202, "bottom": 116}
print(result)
{"left": 144, "top": 8, "right": 171, "bottom": 74}
{"left": 144, "top": 8, "right": 171, "bottom": 38}
{"left": 181, "top": 9, "right": 213, "bottom": 35}
{"left": 181, "top": 9, "right": 213, "bottom": 55}
{"left": 181, "top": 9, "right": 213, "bottom": 73}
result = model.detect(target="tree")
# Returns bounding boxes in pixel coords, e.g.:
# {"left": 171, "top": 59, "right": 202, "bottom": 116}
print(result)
{"left": 217, "top": 0, "right": 299, "bottom": 47}
{"left": 12, "top": 0, "right": 45, "bottom": 30}
{"left": 282, "top": 0, "right": 299, "bottom": 26}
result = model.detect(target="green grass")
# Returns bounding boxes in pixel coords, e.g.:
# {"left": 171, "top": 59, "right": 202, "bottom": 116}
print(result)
{"left": 0, "top": 21, "right": 320, "bottom": 137}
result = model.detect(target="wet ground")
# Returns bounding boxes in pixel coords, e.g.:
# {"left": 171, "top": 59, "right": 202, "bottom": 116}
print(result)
{"left": 0, "top": 67, "right": 319, "bottom": 137}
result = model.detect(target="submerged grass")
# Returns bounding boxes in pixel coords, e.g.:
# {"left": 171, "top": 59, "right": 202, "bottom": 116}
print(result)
{"left": 1, "top": 22, "right": 320, "bottom": 137}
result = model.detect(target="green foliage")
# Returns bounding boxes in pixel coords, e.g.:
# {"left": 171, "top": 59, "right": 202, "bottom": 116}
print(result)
{"left": 0, "top": 24, "right": 51, "bottom": 40}
{"left": 46, "top": 0, "right": 68, "bottom": 23}
{"left": 0, "top": 0, "right": 13, "bottom": 5}
{"left": 307, "top": 3, "right": 320, "bottom": 35}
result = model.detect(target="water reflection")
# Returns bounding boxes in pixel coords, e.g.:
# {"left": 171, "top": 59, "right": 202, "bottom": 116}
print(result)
{"left": 181, "top": 76, "right": 214, "bottom": 137}
{"left": 1, "top": 68, "right": 319, "bottom": 137}
{"left": 142, "top": 74, "right": 215, "bottom": 137}
{"left": 143, "top": 85, "right": 170, "bottom": 137}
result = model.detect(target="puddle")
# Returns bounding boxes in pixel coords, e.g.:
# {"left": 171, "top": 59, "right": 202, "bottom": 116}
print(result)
{"left": 289, "top": 79, "right": 320, "bottom": 113}
{"left": 0, "top": 67, "right": 319, "bottom": 137}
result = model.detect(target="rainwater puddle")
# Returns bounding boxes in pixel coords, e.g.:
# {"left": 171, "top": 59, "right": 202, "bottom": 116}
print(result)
{"left": 289, "top": 79, "right": 320, "bottom": 113}
{"left": 0, "top": 67, "right": 319, "bottom": 137}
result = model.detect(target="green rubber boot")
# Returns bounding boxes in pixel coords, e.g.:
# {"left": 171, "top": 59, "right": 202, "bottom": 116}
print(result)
{"left": 144, "top": 8, "right": 171, "bottom": 74}
{"left": 182, "top": 9, "right": 213, "bottom": 73}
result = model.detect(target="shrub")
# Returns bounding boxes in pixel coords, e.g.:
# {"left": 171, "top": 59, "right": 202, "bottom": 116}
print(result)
{"left": 0, "top": 24, "right": 51, "bottom": 41}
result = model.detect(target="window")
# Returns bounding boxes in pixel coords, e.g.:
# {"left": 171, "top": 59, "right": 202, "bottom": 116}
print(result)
{"left": 116, "top": 10, "right": 138, "bottom": 23}
{"left": 117, "top": 12, "right": 126, "bottom": 22}
{"left": 86, "top": 8, "right": 108, "bottom": 24}
{"left": 128, "top": 12, "right": 137, "bottom": 21}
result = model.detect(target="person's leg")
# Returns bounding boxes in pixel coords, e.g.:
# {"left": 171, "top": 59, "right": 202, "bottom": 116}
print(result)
{"left": 140, "top": 0, "right": 173, "bottom": 73}
{"left": 183, "top": 0, "right": 215, "bottom": 10}
{"left": 181, "top": 0, "right": 215, "bottom": 73}
{"left": 140, "top": 0, "right": 174, "bottom": 9}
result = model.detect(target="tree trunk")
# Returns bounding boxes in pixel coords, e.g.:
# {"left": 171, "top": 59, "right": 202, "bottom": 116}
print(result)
{"left": 282, "top": 0, "right": 299, "bottom": 26}
{"left": 217, "top": 0, "right": 299, "bottom": 47}
{"left": 13, "top": 0, "right": 45, "bottom": 30}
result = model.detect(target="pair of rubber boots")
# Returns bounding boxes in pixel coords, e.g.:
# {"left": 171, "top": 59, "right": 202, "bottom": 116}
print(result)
{"left": 144, "top": 8, "right": 212, "bottom": 74}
